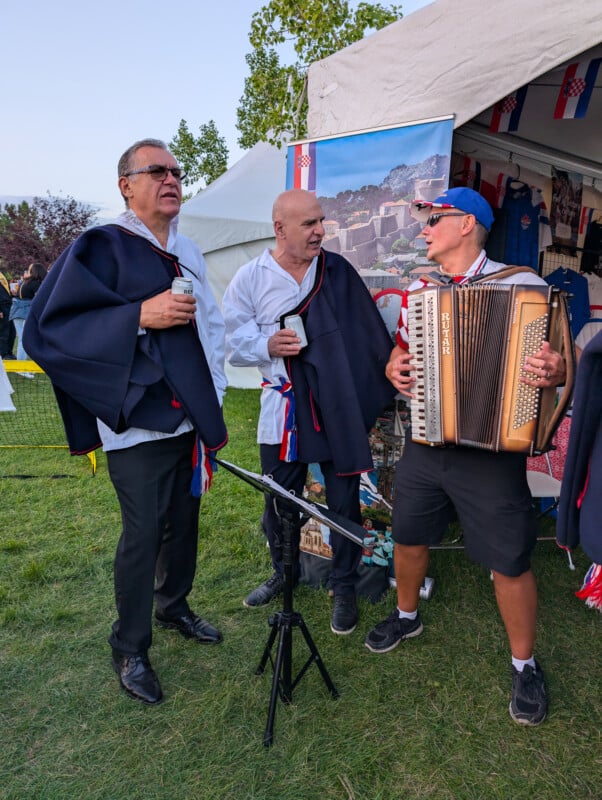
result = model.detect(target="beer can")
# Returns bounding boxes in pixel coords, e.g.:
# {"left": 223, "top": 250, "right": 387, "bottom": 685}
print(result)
{"left": 171, "top": 277, "right": 193, "bottom": 295}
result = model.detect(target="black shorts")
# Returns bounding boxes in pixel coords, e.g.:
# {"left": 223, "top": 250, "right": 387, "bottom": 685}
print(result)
{"left": 392, "top": 439, "right": 536, "bottom": 577}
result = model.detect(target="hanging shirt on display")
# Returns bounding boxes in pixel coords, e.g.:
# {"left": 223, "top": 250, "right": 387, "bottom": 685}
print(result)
{"left": 544, "top": 266, "right": 591, "bottom": 338}
{"left": 501, "top": 179, "right": 552, "bottom": 269}
{"left": 584, "top": 272, "right": 602, "bottom": 315}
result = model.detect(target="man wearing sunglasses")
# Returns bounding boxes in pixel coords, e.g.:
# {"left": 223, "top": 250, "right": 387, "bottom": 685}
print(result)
{"left": 364, "top": 187, "right": 568, "bottom": 727}
{"left": 24, "top": 139, "right": 227, "bottom": 705}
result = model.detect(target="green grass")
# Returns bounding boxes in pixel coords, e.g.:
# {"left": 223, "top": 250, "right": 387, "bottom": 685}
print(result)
{"left": 1, "top": 388, "right": 600, "bottom": 800}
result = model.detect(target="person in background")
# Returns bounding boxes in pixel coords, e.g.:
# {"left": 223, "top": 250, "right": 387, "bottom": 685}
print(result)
{"left": 364, "top": 187, "right": 568, "bottom": 726}
{"left": 10, "top": 262, "right": 47, "bottom": 361}
{"left": 222, "top": 189, "right": 395, "bottom": 635}
{"left": 556, "top": 329, "right": 602, "bottom": 611}
{"left": 24, "top": 138, "right": 228, "bottom": 705}
{"left": 0, "top": 265, "right": 16, "bottom": 358}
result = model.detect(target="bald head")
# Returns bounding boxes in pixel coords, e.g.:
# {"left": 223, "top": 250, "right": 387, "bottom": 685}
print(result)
{"left": 271, "top": 189, "right": 325, "bottom": 269}
{"left": 272, "top": 189, "right": 321, "bottom": 223}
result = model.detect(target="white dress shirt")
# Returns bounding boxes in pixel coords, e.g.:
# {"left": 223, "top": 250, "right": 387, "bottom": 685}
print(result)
{"left": 222, "top": 248, "right": 317, "bottom": 445}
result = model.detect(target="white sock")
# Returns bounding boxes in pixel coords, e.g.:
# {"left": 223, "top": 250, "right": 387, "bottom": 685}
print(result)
{"left": 397, "top": 608, "right": 417, "bottom": 620}
{"left": 512, "top": 656, "right": 536, "bottom": 672}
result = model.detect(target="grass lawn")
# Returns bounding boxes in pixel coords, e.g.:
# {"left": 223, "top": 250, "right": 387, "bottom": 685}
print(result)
{"left": 0, "top": 387, "right": 600, "bottom": 800}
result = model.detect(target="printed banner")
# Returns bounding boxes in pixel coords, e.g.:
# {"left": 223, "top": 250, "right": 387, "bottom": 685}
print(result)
{"left": 286, "top": 117, "right": 454, "bottom": 296}
{"left": 286, "top": 119, "right": 453, "bottom": 522}
{"left": 554, "top": 59, "right": 601, "bottom": 119}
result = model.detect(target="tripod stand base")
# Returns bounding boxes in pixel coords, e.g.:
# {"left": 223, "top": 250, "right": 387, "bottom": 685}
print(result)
{"left": 257, "top": 608, "right": 339, "bottom": 747}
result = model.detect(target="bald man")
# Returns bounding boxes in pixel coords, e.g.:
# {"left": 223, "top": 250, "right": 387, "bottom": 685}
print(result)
{"left": 222, "top": 189, "right": 395, "bottom": 634}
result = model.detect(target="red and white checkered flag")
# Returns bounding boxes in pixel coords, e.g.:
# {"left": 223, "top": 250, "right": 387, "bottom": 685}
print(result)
{"left": 499, "top": 95, "right": 517, "bottom": 114}
{"left": 565, "top": 78, "right": 586, "bottom": 97}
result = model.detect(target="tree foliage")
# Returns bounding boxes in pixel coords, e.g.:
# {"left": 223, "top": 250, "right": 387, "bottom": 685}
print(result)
{"left": 237, "top": 0, "right": 403, "bottom": 148}
{"left": 0, "top": 195, "right": 97, "bottom": 275}
{"left": 169, "top": 119, "right": 229, "bottom": 197}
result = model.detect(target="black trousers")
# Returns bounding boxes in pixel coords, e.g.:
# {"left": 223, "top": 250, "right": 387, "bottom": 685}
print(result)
{"left": 260, "top": 444, "right": 362, "bottom": 595}
{"left": 0, "top": 311, "right": 15, "bottom": 357}
{"left": 106, "top": 431, "right": 200, "bottom": 655}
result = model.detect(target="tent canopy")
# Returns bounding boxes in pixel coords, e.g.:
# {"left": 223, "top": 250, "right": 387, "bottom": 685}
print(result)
{"left": 307, "top": 0, "right": 602, "bottom": 180}
{"left": 179, "top": 140, "right": 285, "bottom": 255}
{"left": 179, "top": 140, "right": 287, "bottom": 388}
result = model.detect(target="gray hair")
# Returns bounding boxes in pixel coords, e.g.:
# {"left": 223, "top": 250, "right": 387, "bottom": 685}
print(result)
{"left": 474, "top": 222, "right": 489, "bottom": 249}
{"left": 117, "top": 138, "right": 170, "bottom": 208}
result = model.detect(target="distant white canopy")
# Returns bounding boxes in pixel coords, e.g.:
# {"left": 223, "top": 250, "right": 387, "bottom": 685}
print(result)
{"left": 179, "top": 140, "right": 287, "bottom": 388}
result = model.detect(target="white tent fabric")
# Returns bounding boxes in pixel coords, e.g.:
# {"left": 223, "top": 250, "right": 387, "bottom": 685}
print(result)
{"left": 307, "top": 0, "right": 602, "bottom": 179}
{"left": 0, "top": 359, "right": 16, "bottom": 412}
{"left": 179, "top": 140, "right": 287, "bottom": 388}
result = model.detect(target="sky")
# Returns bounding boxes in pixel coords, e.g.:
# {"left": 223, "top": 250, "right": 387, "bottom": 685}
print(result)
{"left": 1, "top": 0, "right": 434, "bottom": 220}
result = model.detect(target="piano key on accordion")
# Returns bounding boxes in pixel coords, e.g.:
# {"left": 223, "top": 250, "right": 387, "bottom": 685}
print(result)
{"left": 407, "top": 283, "right": 572, "bottom": 455}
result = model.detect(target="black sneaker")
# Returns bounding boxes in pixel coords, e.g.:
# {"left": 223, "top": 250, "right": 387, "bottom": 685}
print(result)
{"left": 331, "top": 594, "right": 358, "bottom": 635}
{"left": 243, "top": 573, "right": 284, "bottom": 608}
{"left": 364, "top": 609, "right": 423, "bottom": 653}
{"left": 509, "top": 662, "right": 547, "bottom": 726}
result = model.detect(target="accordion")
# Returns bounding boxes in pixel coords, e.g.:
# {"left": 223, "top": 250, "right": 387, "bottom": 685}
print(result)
{"left": 407, "top": 281, "right": 574, "bottom": 455}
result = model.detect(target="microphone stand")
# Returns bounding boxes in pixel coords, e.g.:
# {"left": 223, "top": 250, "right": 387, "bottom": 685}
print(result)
{"left": 215, "top": 458, "right": 367, "bottom": 747}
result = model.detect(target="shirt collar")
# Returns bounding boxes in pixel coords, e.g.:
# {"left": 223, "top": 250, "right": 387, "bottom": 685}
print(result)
{"left": 115, "top": 209, "right": 179, "bottom": 252}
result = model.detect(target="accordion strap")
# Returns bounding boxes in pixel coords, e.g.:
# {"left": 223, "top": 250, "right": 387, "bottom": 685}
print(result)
{"left": 425, "top": 266, "right": 539, "bottom": 286}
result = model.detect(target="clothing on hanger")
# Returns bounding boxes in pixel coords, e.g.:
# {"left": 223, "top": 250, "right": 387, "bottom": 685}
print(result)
{"left": 501, "top": 178, "right": 551, "bottom": 269}
{"left": 545, "top": 266, "right": 591, "bottom": 337}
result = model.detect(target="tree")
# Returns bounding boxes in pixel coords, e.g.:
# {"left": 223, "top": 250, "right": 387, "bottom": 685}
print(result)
{"left": 236, "top": 0, "right": 403, "bottom": 147}
{"left": 0, "top": 195, "right": 96, "bottom": 275}
{"left": 169, "top": 119, "right": 229, "bottom": 198}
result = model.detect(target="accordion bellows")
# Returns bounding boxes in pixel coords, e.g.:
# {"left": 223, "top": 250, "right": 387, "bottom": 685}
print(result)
{"left": 408, "top": 283, "right": 574, "bottom": 455}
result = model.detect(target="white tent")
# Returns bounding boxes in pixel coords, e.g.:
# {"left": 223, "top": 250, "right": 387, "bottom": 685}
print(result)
{"left": 307, "top": 0, "right": 602, "bottom": 182}
{"left": 179, "top": 140, "right": 287, "bottom": 388}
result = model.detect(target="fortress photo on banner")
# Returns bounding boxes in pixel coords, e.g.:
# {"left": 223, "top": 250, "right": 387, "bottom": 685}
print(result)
{"left": 286, "top": 117, "right": 454, "bottom": 338}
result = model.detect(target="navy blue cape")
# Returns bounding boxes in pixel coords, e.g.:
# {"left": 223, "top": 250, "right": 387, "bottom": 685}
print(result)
{"left": 24, "top": 225, "right": 227, "bottom": 454}
{"left": 556, "top": 330, "right": 602, "bottom": 562}
{"left": 282, "top": 249, "right": 397, "bottom": 474}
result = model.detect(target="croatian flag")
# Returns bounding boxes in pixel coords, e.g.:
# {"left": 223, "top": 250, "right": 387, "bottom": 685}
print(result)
{"left": 292, "top": 141, "right": 316, "bottom": 191}
{"left": 580, "top": 207, "right": 594, "bottom": 236}
{"left": 554, "top": 59, "right": 602, "bottom": 119}
{"left": 489, "top": 87, "right": 528, "bottom": 132}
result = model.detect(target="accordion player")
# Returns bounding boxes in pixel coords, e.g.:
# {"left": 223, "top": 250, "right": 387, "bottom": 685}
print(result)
{"left": 407, "top": 278, "right": 575, "bottom": 456}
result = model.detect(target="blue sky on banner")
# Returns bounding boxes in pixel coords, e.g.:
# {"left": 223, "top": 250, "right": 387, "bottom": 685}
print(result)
{"left": 287, "top": 118, "right": 454, "bottom": 196}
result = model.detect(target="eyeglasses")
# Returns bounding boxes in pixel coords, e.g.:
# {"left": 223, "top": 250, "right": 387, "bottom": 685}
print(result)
{"left": 123, "top": 164, "right": 187, "bottom": 182}
{"left": 424, "top": 212, "right": 468, "bottom": 227}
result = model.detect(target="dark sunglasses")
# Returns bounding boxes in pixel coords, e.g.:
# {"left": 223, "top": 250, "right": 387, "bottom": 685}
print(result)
{"left": 425, "top": 212, "right": 468, "bottom": 227}
{"left": 123, "top": 164, "right": 187, "bottom": 182}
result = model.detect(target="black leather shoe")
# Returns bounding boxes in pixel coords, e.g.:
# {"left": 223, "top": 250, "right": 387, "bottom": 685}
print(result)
{"left": 111, "top": 651, "right": 163, "bottom": 705}
{"left": 331, "top": 594, "right": 358, "bottom": 635}
{"left": 155, "top": 611, "right": 223, "bottom": 644}
{"left": 243, "top": 573, "right": 284, "bottom": 608}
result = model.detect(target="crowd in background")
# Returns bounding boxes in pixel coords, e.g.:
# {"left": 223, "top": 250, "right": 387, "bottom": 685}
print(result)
{"left": 0, "top": 261, "right": 47, "bottom": 361}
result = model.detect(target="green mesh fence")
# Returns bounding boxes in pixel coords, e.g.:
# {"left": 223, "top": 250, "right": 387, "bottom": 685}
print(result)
{"left": 0, "top": 361, "right": 96, "bottom": 475}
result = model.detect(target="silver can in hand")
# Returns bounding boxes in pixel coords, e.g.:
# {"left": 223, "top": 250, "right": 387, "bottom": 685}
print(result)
{"left": 172, "top": 277, "right": 193, "bottom": 295}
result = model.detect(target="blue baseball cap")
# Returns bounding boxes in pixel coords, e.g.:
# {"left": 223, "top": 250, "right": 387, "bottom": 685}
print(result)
{"left": 411, "top": 187, "right": 494, "bottom": 231}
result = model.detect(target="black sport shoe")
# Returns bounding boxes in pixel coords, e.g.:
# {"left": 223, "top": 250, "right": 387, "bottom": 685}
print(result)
{"left": 509, "top": 662, "right": 547, "bottom": 726}
{"left": 364, "top": 609, "right": 423, "bottom": 653}
{"left": 243, "top": 573, "right": 284, "bottom": 608}
{"left": 331, "top": 594, "right": 358, "bottom": 635}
